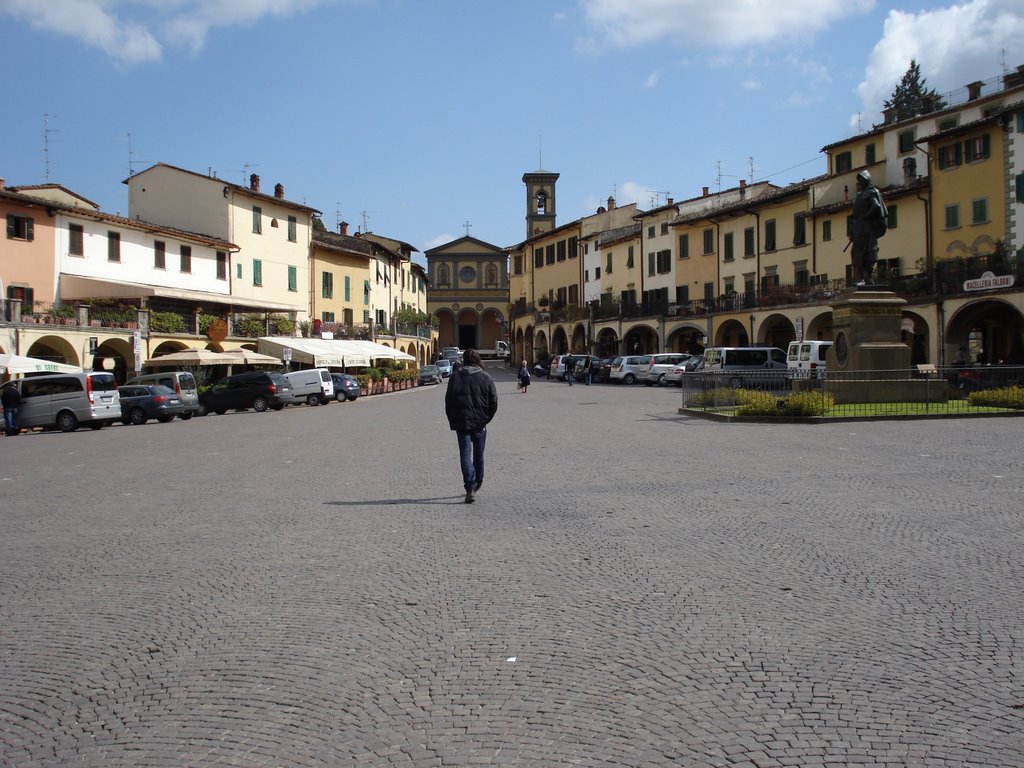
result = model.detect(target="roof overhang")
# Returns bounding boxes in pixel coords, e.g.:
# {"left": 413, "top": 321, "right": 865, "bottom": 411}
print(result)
{"left": 58, "top": 275, "right": 302, "bottom": 312}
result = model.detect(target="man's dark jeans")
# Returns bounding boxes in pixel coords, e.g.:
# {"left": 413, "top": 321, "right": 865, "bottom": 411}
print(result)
{"left": 456, "top": 428, "right": 487, "bottom": 492}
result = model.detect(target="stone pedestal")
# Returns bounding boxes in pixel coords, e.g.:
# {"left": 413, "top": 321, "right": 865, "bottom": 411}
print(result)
{"left": 826, "top": 287, "right": 942, "bottom": 404}
{"left": 827, "top": 287, "right": 910, "bottom": 372}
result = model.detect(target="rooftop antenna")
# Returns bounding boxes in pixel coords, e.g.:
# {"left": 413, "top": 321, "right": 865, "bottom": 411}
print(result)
{"left": 538, "top": 135, "right": 543, "bottom": 169}
{"left": 748, "top": 156, "right": 757, "bottom": 183}
{"left": 43, "top": 113, "right": 59, "bottom": 181}
{"left": 335, "top": 203, "right": 344, "bottom": 232}
{"left": 360, "top": 210, "right": 371, "bottom": 233}
{"left": 126, "top": 132, "right": 149, "bottom": 177}
{"left": 236, "top": 162, "right": 260, "bottom": 185}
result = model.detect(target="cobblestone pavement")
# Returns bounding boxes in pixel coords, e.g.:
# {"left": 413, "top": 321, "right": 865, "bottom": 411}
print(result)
{"left": 1, "top": 364, "right": 1022, "bottom": 767}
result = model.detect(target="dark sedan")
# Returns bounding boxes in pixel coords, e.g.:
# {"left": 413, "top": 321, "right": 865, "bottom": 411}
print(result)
{"left": 417, "top": 365, "right": 442, "bottom": 386}
{"left": 331, "top": 373, "right": 362, "bottom": 402}
{"left": 119, "top": 384, "right": 187, "bottom": 425}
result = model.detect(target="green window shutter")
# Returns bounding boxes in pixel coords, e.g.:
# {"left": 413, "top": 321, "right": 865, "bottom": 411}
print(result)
{"left": 955, "top": 143, "right": 962, "bottom": 165}
{"left": 253, "top": 259, "right": 262, "bottom": 286}
{"left": 237, "top": 263, "right": 242, "bottom": 279}
{"left": 345, "top": 275, "right": 351, "bottom": 301}
{"left": 363, "top": 280, "right": 370, "bottom": 305}
{"left": 744, "top": 227, "right": 754, "bottom": 256}
{"left": 764, "top": 220, "right": 776, "bottom": 251}
{"left": 288, "top": 216, "right": 297, "bottom": 242}
{"left": 25, "top": 218, "right": 33, "bottom": 241}
{"left": 887, "top": 205, "right": 897, "bottom": 228}
{"left": 678, "top": 234, "right": 688, "bottom": 259}
{"left": 288, "top": 265, "right": 297, "bottom": 292}
{"left": 1016, "top": 174, "right": 1024, "bottom": 204}
{"left": 5, "top": 215, "right": 13, "bottom": 238}
{"left": 822, "top": 220, "right": 832, "bottom": 242}
{"left": 938, "top": 149, "right": 947, "bottom": 170}
{"left": 1017, "top": 111, "right": 1024, "bottom": 132}
{"left": 981, "top": 134, "right": 990, "bottom": 158}
{"left": 724, "top": 233, "right": 733, "bottom": 260}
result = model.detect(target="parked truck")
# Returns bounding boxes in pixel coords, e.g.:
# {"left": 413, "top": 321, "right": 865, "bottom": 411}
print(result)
{"left": 477, "top": 340, "right": 510, "bottom": 360}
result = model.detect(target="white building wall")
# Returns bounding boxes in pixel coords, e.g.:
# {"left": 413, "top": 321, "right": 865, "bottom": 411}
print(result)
{"left": 56, "top": 212, "right": 231, "bottom": 295}
{"left": 583, "top": 240, "right": 601, "bottom": 304}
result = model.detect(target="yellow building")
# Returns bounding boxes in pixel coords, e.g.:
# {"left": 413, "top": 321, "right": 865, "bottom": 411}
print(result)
{"left": 426, "top": 236, "right": 509, "bottom": 355}
{"left": 310, "top": 224, "right": 373, "bottom": 332}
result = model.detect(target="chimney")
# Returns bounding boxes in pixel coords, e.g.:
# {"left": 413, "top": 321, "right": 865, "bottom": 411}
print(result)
{"left": 250, "top": 174, "right": 260, "bottom": 192}
{"left": 967, "top": 80, "right": 983, "bottom": 100}
{"left": 882, "top": 105, "right": 898, "bottom": 125}
{"left": 607, "top": 196, "right": 616, "bottom": 210}
{"left": 0, "top": 177, "right": 5, "bottom": 190}
{"left": 739, "top": 179, "right": 746, "bottom": 199}
{"left": 340, "top": 221, "right": 349, "bottom": 236}
{"left": 666, "top": 197, "right": 673, "bottom": 205}
{"left": 1003, "top": 64, "right": 1024, "bottom": 90}
{"left": 702, "top": 186, "right": 709, "bottom": 197}
{"left": 274, "top": 183, "right": 284, "bottom": 199}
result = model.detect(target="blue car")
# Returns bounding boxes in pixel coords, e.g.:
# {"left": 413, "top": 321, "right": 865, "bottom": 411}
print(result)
{"left": 118, "top": 384, "right": 187, "bottom": 425}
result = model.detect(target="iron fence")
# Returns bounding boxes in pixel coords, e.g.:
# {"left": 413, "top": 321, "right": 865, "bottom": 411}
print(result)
{"left": 680, "top": 366, "right": 1024, "bottom": 419}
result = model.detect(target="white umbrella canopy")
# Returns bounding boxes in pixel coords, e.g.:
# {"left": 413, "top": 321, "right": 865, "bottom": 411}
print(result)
{"left": 143, "top": 348, "right": 237, "bottom": 366}
{"left": 0, "top": 353, "right": 83, "bottom": 375}
{"left": 222, "top": 348, "right": 282, "bottom": 365}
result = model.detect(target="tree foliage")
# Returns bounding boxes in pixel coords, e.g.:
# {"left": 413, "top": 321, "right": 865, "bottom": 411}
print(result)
{"left": 883, "top": 59, "right": 946, "bottom": 121}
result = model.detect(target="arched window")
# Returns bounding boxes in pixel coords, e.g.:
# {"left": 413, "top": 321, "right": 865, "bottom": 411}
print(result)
{"left": 535, "top": 191, "right": 547, "bottom": 215}
{"left": 438, "top": 264, "right": 450, "bottom": 285}
{"left": 485, "top": 264, "right": 497, "bottom": 285}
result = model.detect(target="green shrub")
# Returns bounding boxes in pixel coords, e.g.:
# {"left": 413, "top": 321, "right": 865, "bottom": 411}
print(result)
{"left": 735, "top": 391, "right": 780, "bottom": 416}
{"left": 150, "top": 311, "right": 185, "bottom": 333}
{"left": 272, "top": 315, "right": 294, "bottom": 335}
{"left": 354, "top": 374, "right": 371, "bottom": 389}
{"left": 378, "top": 358, "right": 397, "bottom": 372}
{"left": 197, "top": 314, "right": 220, "bottom": 334}
{"left": 235, "top": 317, "right": 265, "bottom": 337}
{"left": 782, "top": 390, "right": 834, "bottom": 417}
{"left": 968, "top": 386, "right": 1024, "bottom": 409}
{"left": 365, "top": 368, "right": 383, "bottom": 382}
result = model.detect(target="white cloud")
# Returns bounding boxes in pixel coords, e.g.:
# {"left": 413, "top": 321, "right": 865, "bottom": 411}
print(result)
{"left": 855, "top": 0, "right": 1024, "bottom": 122}
{"left": 741, "top": 79, "right": 761, "bottom": 91}
{"left": 0, "top": 0, "right": 162, "bottom": 63}
{"left": 0, "top": 0, "right": 336, "bottom": 62}
{"left": 579, "top": 0, "right": 875, "bottom": 48}
{"left": 424, "top": 234, "right": 457, "bottom": 251}
{"left": 644, "top": 71, "right": 660, "bottom": 88}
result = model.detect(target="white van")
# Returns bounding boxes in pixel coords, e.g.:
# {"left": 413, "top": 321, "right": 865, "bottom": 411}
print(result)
{"left": 284, "top": 368, "right": 335, "bottom": 405}
{"left": 703, "top": 346, "right": 789, "bottom": 387}
{"left": 15, "top": 371, "right": 121, "bottom": 432}
{"left": 787, "top": 341, "right": 833, "bottom": 379}
{"left": 126, "top": 370, "right": 200, "bottom": 418}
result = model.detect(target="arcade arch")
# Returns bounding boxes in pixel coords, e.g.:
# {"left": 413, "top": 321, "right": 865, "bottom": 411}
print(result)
{"left": 945, "top": 299, "right": 1024, "bottom": 365}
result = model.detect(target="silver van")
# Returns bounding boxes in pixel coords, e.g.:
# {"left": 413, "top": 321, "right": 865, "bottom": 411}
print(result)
{"left": 126, "top": 370, "right": 200, "bottom": 418}
{"left": 703, "top": 346, "right": 789, "bottom": 387}
{"left": 15, "top": 372, "right": 121, "bottom": 432}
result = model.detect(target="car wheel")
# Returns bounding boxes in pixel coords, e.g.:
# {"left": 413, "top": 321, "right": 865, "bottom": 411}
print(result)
{"left": 271, "top": 404, "right": 285, "bottom": 411}
{"left": 215, "top": 409, "right": 227, "bottom": 415}
{"left": 252, "top": 396, "right": 269, "bottom": 412}
{"left": 88, "top": 421, "right": 105, "bottom": 430}
{"left": 129, "top": 408, "right": 148, "bottom": 426}
{"left": 180, "top": 412, "right": 193, "bottom": 421}
{"left": 306, "top": 394, "right": 320, "bottom": 406}
{"left": 56, "top": 410, "right": 79, "bottom": 432}
{"left": 196, "top": 402, "right": 210, "bottom": 417}
{"left": 657, "top": 373, "right": 667, "bottom": 386}
{"left": 347, "top": 394, "right": 358, "bottom": 402}
{"left": 157, "top": 415, "right": 175, "bottom": 423}
{"left": 624, "top": 373, "right": 635, "bottom": 385}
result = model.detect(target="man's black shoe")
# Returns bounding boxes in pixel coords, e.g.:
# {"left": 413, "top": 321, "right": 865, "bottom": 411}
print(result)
{"left": 465, "top": 490, "right": 475, "bottom": 504}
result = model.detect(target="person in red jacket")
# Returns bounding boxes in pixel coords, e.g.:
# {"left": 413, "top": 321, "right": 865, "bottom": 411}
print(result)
{"left": 444, "top": 349, "right": 498, "bottom": 504}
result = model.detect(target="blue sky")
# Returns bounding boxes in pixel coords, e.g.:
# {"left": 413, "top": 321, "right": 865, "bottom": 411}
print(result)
{"left": 2, "top": 0, "right": 1022, "bottom": 262}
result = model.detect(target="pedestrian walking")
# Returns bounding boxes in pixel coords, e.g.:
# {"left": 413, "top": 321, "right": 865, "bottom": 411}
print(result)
{"left": 444, "top": 349, "right": 498, "bottom": 504}
{"left": 581, "top": 355, "right": 593, "bottom": 386}
{"left": 2, "top": 381, "right": 22, "bottom": 436}
{"left": 517, "top": 360, "right": 531, "bottom": 394}
{"left": 565, "top": 353, "right": 576, "bottom": 386}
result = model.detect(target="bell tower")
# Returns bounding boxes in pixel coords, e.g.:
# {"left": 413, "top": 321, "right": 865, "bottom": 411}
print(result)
{"left": 523, "top": 170, "right": 559, "bottom": 238}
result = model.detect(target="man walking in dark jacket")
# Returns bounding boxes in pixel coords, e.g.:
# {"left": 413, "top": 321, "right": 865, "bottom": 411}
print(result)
{"left": 444, "top": 349, "right": 498, "bottom": 503}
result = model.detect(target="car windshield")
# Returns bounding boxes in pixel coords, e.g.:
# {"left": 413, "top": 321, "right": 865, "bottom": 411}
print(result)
{"left": 421, "top": 365, "right": 438, "bottom": 374}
